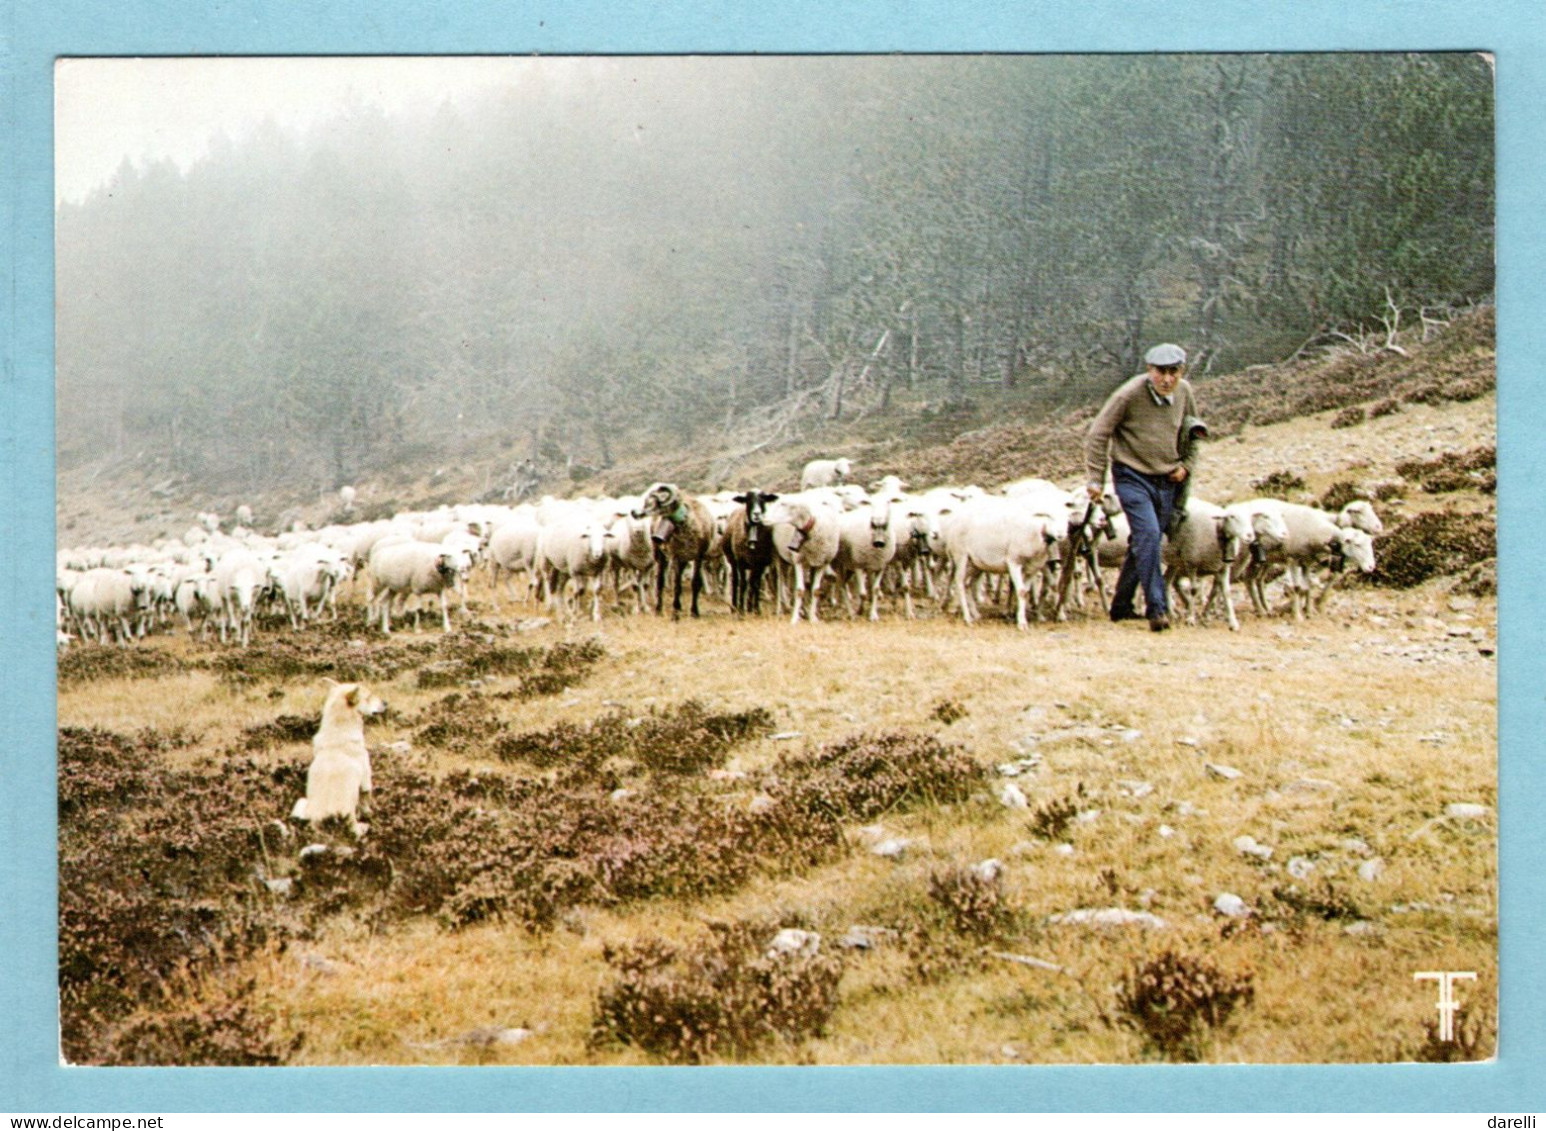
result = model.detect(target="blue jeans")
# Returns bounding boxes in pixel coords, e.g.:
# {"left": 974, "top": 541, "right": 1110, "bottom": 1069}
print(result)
{"left": 1110, "top": 463, "right": 1177, "bottom": 621}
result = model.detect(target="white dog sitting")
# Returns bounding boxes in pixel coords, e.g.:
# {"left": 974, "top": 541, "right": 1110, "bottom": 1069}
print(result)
{"left": 290, "top": 680, "right": 386, "bottom": 834}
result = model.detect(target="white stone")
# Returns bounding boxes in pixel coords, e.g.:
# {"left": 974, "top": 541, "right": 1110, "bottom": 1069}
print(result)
{"left": 871, "top": 838, "right": 912, "bottom": 859}
{"left": 1213, "top": 892, "right": 1251, "bottom": 918}
{"left": 1049, "top": 908, "right": 1167, "bottom": 930}
{"left": 1054, "top": 843, "right": 1076, "bottom": 857}
{"left": 1233, "top": 835, "right": 1273, "bottom": 861}
{"left": 1158, "top": 825, "right": 1176, "bottom": 838}
{"left": 747, "top": 793, "right": 777, "bottom": 815}
{"left": 766, "top": 928, "right": 822, "bottom": 959}
{"left": 971, "top": 858, "right": 1004, "bottom": 882}
{"left": 1357, "top": 858, "right": 1386, "bottom": 882}
{"left": 998, "top": 782, "right": 1029, "bottom": 808}
{"left": 1205, "top": 763, "right": 1243, "bottom": 781}
{"left": 1445, "top": 803, "right": 1490, "bottom": 820}
{"left": 609, "top": 788, "right": 635, "bottom": 803}
{"left": 838, "top": 925, "right": 898, "bottom": 950}
{"left": 1117, "top": 779, "right": 1154, "bottom": 799}
{"left": 1286, "top": 855, "right": 1316, "bottom": 880}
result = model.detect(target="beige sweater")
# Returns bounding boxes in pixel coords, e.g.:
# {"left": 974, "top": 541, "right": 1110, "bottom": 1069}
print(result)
{"left": 1084, "top": 374, "right": 1198, "bottom": 489}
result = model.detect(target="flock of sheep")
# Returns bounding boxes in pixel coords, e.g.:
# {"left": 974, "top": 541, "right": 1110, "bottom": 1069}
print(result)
{"left": 56, "top": 456, "right": 1385, "bottom": 649}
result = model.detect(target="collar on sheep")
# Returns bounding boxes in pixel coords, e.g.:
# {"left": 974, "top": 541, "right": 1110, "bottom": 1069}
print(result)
{"left": 668, "top": 503, "right": 688, "bottom": 525}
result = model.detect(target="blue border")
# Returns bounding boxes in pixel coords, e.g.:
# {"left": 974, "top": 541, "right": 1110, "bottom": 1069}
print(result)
{"left": 5, "top": 0, "right": 1542, "bottom": 1113}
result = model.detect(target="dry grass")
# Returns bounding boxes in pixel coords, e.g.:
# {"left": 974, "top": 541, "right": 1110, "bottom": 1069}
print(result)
{"left": 56, "top": 318, "right": 1497, "bottom": 1065}
{"left": 58, "top": 570, "right": 1496, "bottom": 1065}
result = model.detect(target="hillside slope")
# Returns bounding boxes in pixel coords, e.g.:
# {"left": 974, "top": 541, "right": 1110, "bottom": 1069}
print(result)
{"left": 56, "top": 308, "right": 1494, "bottom": 551}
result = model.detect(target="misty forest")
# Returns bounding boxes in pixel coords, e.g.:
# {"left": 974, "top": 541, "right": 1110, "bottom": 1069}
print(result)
{"left": 56, "top": 53, "right": 1493, "bottom": 496}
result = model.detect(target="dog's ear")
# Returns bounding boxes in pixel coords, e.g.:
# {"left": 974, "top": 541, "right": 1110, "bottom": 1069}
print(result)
{"left": 345, "top": 686, "right": 360, "bottom": 707}
{"left": 323, "top": 677, "right": 340, "bottom": 688}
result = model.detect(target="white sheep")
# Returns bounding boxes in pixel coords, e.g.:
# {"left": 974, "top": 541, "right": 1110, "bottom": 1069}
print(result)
{"left": 939, "top": 496, "right": 1067, "bottom": 630}
{"left": 883, "top": 503, "right": 944, "bottom": 620}
{"left": 829, "top": 497, "right": 900, "bottom": 621}
{"left": 767, "top": 494, "right": 843, "bottom": 623}
{"left": 800, "top": 457, "right": 853, "bottom": 491}
{"left": 172, "top": 570, "right": 220, "bottom": 638}
{"left": 339, "top": 485, "right": 357, "bottom": 512}
{"left": 212, "top": 548, "right": 267, "bottom": 646}
{"left": 1337, "top": 499, "right": 1385, "bottom": 536}
{"left": 534, "top": 514, "right": 616, "bottom": 622}
{"left": 1238, "top": 499, "right": 1378, "bottom": 620}
{"left": 1162, "top": 500, "right": 1254, "bottom": 631}
{"left": 366, "top": 541, "right": 461, "bottom": 634}
{"left": 66, "top": 568, "right": 143, "bottom": 645}
{"left": 486, "top": 510, "right": 543, "bottom": 609}
{"left": 277, "top": 544, "right": 352, "bottom": 628}
{"left": 605, "top": 511, "right": 657, "bottom": 614}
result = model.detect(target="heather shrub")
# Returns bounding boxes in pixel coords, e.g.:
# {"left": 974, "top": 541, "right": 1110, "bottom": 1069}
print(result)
{"left": 1330, "top": 406, "right": 1366, "bottom": 429}
{"left": 931, "top": 698, "right": 968, "bottom": 725}
{"left": 928, "top": 866, "right": 1014, "bottom": 937}
{"left": 239, "top": 714, "right": 318, "bottom": 750}
{"left": 590, "top": 922, "right": 844, "bottom": 1063}
{"left": 1250, "top": 469, "right": 1306, "bottom": 497}
{"left": 95, "top": 979, "right": 302, "bottom": 1067}
{"left": 412, "top": 691, "right": 508, "bottom": 751}
{"left": 57, "top": 645, "right": 188, "bottom": 685}
{"left": 1396, "top": 447, "right": 1495, "bottom": 496}
{"left": 1318, "top": 481, "right": 1366, "bottom": 513}
{"left": 494, "top": 700, "right": 775, "bottom": 776}
{"left": 1028, "top": 790, "right": 1083, "bottom": 841}
{"left": 1117, "top": 949, "right": 1255, "bottom": 1062}
{"left": 1373, "top": 512, "right": 1496, "bottom": 588}
{"left": 1269, "top": 879, "right": 1364, "bottom": 923}
{"left": 771, "top": 731, "right": 983, "bottom": 821}
{"left": 58, "top": 727, "right": 299, "bottom": 1064}
{"left": 1396, "top": 445, "right": 1494, "bottom": 482}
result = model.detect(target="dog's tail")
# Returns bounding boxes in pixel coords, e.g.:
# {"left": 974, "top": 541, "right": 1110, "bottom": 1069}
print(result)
{"left": 290, "top": 797, "right": 309, "bottom": 821}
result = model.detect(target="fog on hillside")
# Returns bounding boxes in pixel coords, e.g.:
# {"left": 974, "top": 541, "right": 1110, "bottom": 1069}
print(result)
{"left": 56, "top": 54, "right": 1494, "bottom": 496}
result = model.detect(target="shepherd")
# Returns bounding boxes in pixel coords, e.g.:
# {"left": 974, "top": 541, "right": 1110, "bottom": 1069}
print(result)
{"left": 1083, "top": 343, "right": 1208, "bottom": 632}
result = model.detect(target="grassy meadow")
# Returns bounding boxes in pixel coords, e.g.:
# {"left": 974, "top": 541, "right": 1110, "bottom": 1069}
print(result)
{"left": 57, "top": 321, "right": 1498, "bottom": 1066}
{"left": 57, "top": 549, "right": 1497, "bottom": 1066}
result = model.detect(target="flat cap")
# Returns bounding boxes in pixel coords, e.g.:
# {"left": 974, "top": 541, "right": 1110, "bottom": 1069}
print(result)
{"left": 1144, "top": 343, "right": 1187, "bottom": 367}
